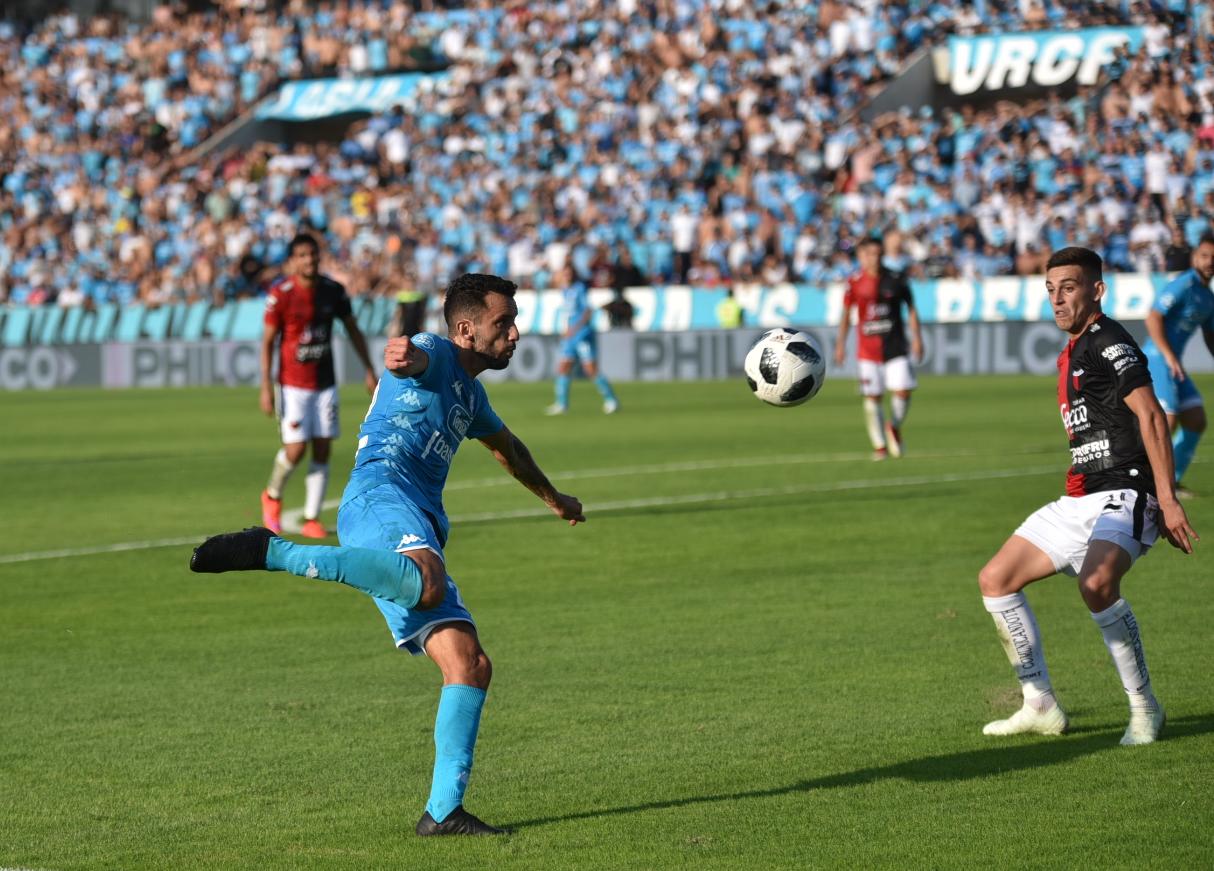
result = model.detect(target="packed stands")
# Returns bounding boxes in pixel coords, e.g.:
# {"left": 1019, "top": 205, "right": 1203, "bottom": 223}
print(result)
{"left": 0, "top": 0, "right": 1209, "bottom": 309}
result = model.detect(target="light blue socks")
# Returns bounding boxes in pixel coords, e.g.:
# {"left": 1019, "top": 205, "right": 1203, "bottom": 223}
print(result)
{"left": 594, "top": 374, "right": 617, "bottom": 403}
{"left": 425, "top": 685, "right": 487, "bottom": 822}
{"left": 1173, "top": 427, "right": 1202, "bottom": 483}
{"left": 265, "top": 538, "right": 422, "bottom": 608}
{"left": 555, "top": 374, "right": 571, "bottom": 408}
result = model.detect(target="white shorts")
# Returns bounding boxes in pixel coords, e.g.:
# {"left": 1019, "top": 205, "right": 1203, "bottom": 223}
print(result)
{"left": 858, "top": 356, "right": 916, "bottom": 396}
{"left": 277, "top": 384, "right": 340, "bottom": 443}
{"left": 1014, "top": 488, "right": 1159, "bottom": 576}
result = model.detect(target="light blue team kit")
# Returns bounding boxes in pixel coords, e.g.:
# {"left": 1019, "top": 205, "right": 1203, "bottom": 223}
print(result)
{"left": 1143, "top": 268, "right": 1214, "bottom": 414}
{"left": 558, "top": 282, "right": 597, "bottom": 362}
{"left": 337, "top": 333, "right": 504, "bottom": 653}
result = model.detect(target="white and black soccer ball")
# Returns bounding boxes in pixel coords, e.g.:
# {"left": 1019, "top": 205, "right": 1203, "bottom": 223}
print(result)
{"left": 743, "top": 328, "right": 826, "bottom": 407}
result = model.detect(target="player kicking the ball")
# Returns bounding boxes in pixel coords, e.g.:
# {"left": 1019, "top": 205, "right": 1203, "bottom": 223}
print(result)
{"left": 193, "top": 274, "right": 585, "bottom": 835}
{"left": 977, "top": 247, "right": 1197, "bottom": 746}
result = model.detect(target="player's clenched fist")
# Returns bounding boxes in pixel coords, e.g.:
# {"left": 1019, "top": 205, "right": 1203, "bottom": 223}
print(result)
{"left": 384, "top": 336, "right": 429, "bottom": 377}
{"left": 547, "top": 492, "right": 586, "bottom": 525}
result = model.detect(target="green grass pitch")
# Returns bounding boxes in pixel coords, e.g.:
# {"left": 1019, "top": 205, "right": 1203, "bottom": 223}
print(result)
{"left": 2, "top": 374, "right": 1212, "bottom": 869}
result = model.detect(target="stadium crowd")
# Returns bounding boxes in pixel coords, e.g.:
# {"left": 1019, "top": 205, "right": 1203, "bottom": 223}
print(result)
{"left": 0, "top": 0, "right": 1211, "bottom": 308}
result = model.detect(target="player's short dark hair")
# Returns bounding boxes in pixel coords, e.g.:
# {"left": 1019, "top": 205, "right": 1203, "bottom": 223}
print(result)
{"left": 1046, "top": 246, "right": 1103, "bottom": 282}
{"left": 289, "top": 232, "right": 320, "bottom": 256}
{"left": 443, "top": 273, "right": 518, "bottom": 329}
{"left": 1196, "top": 235, "right": 1214, "bottom": 249}
{"left": 858, "top": 236, "right": 882, "bottom": 250}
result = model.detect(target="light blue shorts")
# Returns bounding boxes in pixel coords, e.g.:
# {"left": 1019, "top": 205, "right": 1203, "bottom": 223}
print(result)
{"left": 1145, "top": 347, "right": 1203, "bottom": 415}
{"left": 337, "top": 482, "right": 474, "bottom": 655}
{"left": 559, "top": 330, "right": 597, "bottom": 363}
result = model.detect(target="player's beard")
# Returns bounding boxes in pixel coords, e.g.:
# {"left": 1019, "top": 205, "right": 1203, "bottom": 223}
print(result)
{"left": 471, "top": 335, "right": 512, "bottom": 370}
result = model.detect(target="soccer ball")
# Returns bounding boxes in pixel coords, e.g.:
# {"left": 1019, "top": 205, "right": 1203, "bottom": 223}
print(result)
{"left": 743, "top": 328, "right": 826, "bottom": 407}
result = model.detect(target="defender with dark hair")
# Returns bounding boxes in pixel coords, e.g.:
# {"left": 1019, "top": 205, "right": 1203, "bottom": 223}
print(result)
{"left": 259, "top": 232, "right": 378, "bottom": 538}
{"left": 1142, "top": 235, "right": 1214, "bottom": 495}
{"left": 193, "top": 272, "right": 584, "bottom": 837}
{"left": 976, "top": 246, "right": 1196, "bottom": 746}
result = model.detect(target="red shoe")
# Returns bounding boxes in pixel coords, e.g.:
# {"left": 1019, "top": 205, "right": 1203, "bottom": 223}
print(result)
{"left": 300, "top": 518, "right": 328, "bottom": 539}
{"left": 260, "top": 490, "right": 282, "bottom": 533}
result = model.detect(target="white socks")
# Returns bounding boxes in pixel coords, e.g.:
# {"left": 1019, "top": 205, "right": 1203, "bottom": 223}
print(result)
{"left": 983, "top": 592, "right": 1055, "bottom": 709}
{"left": 863, "top": 397, "right": 886, "bottom": 450}
{"left": 891, "top": 393, "right": 910, "bottom": 428}
{"left": 304, "top": 462, "right": 329, "bottom": 521}
{"left": 1091, "top": 598, "right": 1158, "bottom": 712}
{"left": 266, "top": 448, "right": 298, "bottom": 500}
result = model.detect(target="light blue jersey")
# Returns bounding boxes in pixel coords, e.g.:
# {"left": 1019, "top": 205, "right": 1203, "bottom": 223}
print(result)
{"left": 1147, "top": 269, "right": 1214, "bottom": 355}
{"left": 343, "top": 332, "right": 504, "bottom": 541}
{"left": 558, "top": 281, "right": 597, "bottom": 362}
{"left": 560, "top": 281, "right": 594, "bottom": 341}
{"left": 1144, "top": 269, "right": 1214, "bottom": 415}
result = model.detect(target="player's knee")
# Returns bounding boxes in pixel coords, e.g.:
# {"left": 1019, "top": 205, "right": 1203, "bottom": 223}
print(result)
{"left": 1078, "top": 572, "right": 1117, "bottom": 611}
{"left": 469, "top": 651, "right": 492, "bottom": 688}
{"left": 978, "top": 561, "right": 1013, "bottom": 597}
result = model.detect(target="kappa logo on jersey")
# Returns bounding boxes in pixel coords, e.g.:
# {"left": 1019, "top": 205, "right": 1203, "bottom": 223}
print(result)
{"left": 412, "top": 334, "right": 435, "bottom": 349}
{"left": 447, "top": 405, "right": 471, "bottom": 440}
{"left": 397, "top": 389, "right": 422, "bottom": 407}
{"left": 397, "top": 533, "right": 424, "bottom": 548}
{"left": 389, "top": 412, "right": 415, "bottom": 432}
{"left": 452, "top": 380, "right": 464, "bottom": 400}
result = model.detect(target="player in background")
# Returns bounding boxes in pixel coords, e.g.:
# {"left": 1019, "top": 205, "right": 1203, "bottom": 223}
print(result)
{"left": 1142, "top": 236, "right": 1214, "bottom": 496}
{"left": 832, "top": 237, "right": 923, "bottom": 460}
{"left": 546, "top": 265, "right": 620, "bottom": 415}
{"left": 260, "top": 233, "right": 378, "bottom": 538}
{"left": 977, "top": 247, "right": 1196, "bottom": 746}
{"left": 193, "top": 273, "right": 585, "bottom": 836}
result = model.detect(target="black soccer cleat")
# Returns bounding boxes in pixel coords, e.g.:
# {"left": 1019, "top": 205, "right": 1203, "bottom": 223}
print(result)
{"left": 190, "top": 527, "right": 275, "bottom": 573}
{"left": 415, "top": 806, "right": 508, "bottom": 837}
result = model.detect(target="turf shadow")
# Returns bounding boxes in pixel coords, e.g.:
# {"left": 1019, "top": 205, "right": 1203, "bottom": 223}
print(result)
{"left": 506, "top": 712, "right": 1214, "bottom": 830}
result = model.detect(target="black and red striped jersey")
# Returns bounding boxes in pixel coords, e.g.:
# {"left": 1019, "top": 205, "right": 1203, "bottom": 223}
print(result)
{"left": 1056, "top": 315, "right": 1154, "bottom": 496}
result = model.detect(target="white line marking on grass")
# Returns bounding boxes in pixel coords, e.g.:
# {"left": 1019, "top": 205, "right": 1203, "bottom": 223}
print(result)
{"left": 279, "top": 447, "right": 1052, "bottom": 532}
{"left": 0, "top": 464, "right": 1058, "bottom": 565}
{"left": 0, "top": 536, "right": 202, "bottom": 565}
{"left": 451, "top": 465, "right": 1060, "bottom": 523}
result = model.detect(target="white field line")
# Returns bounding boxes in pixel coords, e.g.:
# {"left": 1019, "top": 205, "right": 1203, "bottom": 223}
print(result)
{"left": 0, "top": 463, "right": 1058, "bottom": 566}
{"left": 279, "top": 446, "right": 1049, "bottom": 532}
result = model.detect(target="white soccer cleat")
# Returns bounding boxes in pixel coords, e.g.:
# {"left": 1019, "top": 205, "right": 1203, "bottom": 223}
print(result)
{"left": 545, "top": 403, "right": 568, "bottom": 416}
{"left": 1120, "top": 705, "right": 1165, "bottom": 746}
{"left": 603, "top": 398, "right": 619, "bottom": 415}
{"left": 983, "top": 702, "right": 1069, "bottom": 736}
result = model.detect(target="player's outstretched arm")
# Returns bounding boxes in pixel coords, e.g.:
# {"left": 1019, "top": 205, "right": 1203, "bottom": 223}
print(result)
{"left": 383, "top": 335, "right": 429, "bottom": 378}
{"left": 479, "top": 426, "right": 585, "bottom": 525}
{"left": 1124, "top": 385, "right": 1199, "bottom": 553}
